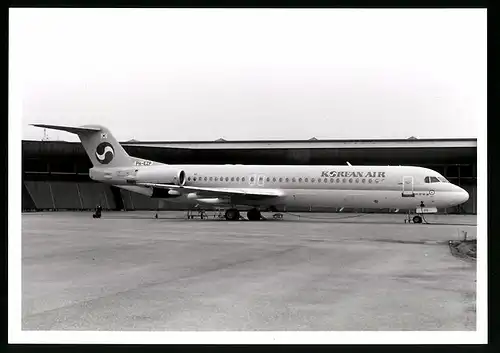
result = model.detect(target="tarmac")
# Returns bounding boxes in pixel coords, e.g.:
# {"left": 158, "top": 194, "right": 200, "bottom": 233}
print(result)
{"left": 21, "top": 211, "right": 477, "bottom": 331}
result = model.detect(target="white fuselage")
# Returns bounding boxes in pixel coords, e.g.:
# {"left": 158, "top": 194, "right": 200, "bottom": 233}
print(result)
{"left": 90, "top": 164, "right": 469, "bottom": 210}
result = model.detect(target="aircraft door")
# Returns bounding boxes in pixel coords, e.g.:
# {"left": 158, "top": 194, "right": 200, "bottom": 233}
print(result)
{"left": 257, "top": 174, "right": 265, "bottom": 187}
{"left": 401, "top": 176, "right": 415, "bottom": 197}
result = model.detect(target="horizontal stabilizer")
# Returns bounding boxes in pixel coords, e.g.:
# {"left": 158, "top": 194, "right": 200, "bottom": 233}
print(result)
{"left": 31, "top": 124, "right": 101, "bottom": 135}
{"left": 32, "top": 123, "right": 133, "bottom": 168}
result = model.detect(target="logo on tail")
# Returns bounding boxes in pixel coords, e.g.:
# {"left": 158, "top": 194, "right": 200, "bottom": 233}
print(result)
{"left": 95, "top": 142, "right": 114, "bottom": 164}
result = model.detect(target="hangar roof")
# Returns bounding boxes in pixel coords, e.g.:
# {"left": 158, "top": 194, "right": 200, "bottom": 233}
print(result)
{"left": 23, "top": 138, "right": 477, "bottom": 166}
{"left": 22, "top": 138, "right": 477, "bottom": 173}
{"left": 121, "top": 138, "right": 477, "bottom": 150}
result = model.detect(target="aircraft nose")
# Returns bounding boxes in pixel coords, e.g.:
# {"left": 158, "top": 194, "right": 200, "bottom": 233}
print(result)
{"left": 458, "top": 187, "right": 469, "bottom": 204}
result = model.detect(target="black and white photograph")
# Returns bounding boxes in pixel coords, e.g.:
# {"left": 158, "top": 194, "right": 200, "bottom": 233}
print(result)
{"left": 9, "top": 7, "right": 486, "bottom": 344}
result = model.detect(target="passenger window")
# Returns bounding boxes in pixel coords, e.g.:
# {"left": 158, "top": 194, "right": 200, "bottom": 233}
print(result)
{"left": 292, "top": 178, "right": 296, "bottom": 182}
{"left": 355, "top": 179, "right": 359, "bottom": 183}
{"left": 250, "top": 177, "right": 255, "bottom": 182}
{"left": 231, "top": 177, "right": 234, "bottom": 182}
{"left": 342, "top": 178, "right": 346, "bottom": 183}
{"left": 273, "top": 177, "right": 276, "bottom": 182}
{"left": 188, "top": 177, "right": 191, "bottom": 181}
{"left": 242, "top": 177, "right": 245, "bottom": 182}
{"left": 336, "top": 178, "right": 340, "bottom": 183}
{"left": 318, "top": 178, "right": 321, "bottom": 183}
{"left": 225, "top": 177, "right": 229, "bottom": 181}
{"left": 312, "top": 178, "right": 315, "bottom": 182}
{"left": 349, "top": 179, "right": 353, "bottom": 183}
{"left": 305, "top": 178, "right": 309, "bottom": 182}
{"left": 209, "top": 177, "right": 213, "bottom": 181}
{"left": 362, "top": 179, "right": 366, "bottom": 183}
{"left": 214, "top": 177, "right": 218, "bottom": 181}
{"left": 330, "top": 178, "right": 334, "bottom": 183}
{"left": 299, "top": 178, "right": 303, "bottom": 182}
{"left": 368, "top": 179, "right": 372, "bottom": 183}
{"left": 324, "top": 178, "right": 328, "bottom": 183}
{"left": 285, "top": 178, "right": 289, "bottom": 182}
{"left": 236, "top": 177, "right": 240, "bottom": 182}
{"left": 266, "top": 177, "right": 270, "bottom": 182}
{"left": 204, "top": 177, "right": 208, "bottom": 181}
{"left": 279, "top": 177, "right": 283, "bottom": 182}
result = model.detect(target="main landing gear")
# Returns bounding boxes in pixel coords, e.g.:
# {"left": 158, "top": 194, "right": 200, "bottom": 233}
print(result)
{"left": 224, "top": 208, "right": 240, "bottom": 221}
{"left": 224, "top": 208, "right": 262, "bottom": 221}
{"left": 246, "top": 208, "right": 262, "bottom": 221}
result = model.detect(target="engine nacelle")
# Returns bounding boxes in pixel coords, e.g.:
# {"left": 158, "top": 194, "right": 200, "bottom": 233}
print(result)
{"left": 135, "top": 165, "right": 186, "bottom": 186}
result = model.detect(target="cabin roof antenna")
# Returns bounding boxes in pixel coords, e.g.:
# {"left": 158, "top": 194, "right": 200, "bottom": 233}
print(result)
{"left": 346, "top": 161, "right": 352, "bottom": 166}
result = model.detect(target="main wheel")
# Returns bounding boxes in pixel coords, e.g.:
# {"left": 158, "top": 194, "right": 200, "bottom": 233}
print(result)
{"left": 247, "top": 208, "right": 261, "bottom": 221}
{"left": 413, "top": 215, "right": 422, "bottom": 224}
{"left": 225, "top": 208, "right": 240, "bottom": 221}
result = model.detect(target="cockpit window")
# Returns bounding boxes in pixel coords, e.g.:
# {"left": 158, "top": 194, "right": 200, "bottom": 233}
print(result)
{"left": 437, "top": 176, "right": 449, "bottom": 183}
{"left": 424, "top": 176, "right": 441, "bottom": 183}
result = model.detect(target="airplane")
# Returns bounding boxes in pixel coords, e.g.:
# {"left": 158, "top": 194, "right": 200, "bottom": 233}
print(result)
{"left": 32, "top": 124, "right": 470, "bottom": 223}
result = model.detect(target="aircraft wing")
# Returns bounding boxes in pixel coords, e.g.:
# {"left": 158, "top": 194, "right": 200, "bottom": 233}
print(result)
{"left": 137, "top": 182, "right": 285, "bottom": 199}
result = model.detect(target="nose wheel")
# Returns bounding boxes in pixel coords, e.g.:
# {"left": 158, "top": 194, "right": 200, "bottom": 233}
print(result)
{"left": 404, "top": 210, "right": 423, "bottom": 224}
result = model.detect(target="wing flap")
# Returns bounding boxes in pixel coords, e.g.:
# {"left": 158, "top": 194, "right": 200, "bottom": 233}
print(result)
{"left": 137, "top": 182, "right": 284, "bottom": 198}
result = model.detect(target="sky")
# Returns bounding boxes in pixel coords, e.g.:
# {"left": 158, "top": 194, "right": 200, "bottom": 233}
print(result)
{"left": 11, "top": 8, "right": 486, "bottom": 142}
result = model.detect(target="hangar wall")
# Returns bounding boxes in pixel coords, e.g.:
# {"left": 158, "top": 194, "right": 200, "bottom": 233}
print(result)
{"left": 22, "top": 139, "right": 477, "bottom": 214}
{"left": 22, "top": 180, "right": 188, "bottom": 212}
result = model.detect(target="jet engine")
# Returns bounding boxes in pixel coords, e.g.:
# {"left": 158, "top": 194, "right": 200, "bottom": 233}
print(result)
{"left": 134, "top": 166, "right": 186, "bottom": 186}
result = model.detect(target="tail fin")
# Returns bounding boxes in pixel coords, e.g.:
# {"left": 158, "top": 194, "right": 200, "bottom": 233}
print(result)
{"left": 31, "top": 124, "right": 133, "bottom": 168}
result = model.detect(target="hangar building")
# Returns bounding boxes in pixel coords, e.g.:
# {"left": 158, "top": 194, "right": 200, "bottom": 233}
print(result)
{"left": 22, "top": 137, "right": 477, "bottom": 214}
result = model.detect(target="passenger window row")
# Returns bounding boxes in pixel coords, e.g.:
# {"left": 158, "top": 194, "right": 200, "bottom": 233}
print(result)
{"left": 186, "top": 176, "right": 383, "bottom": 184}
{"left": 187, "top": 176, "right": 247, "bottom": 182}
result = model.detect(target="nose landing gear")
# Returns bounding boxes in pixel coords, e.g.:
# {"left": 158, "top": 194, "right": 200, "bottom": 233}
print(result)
{"left": 412, "top": 215, "right": 423, "bottom": 224}
{"left": 405, "top": 201, "right": 430, "bottom": 224}
{"left": 405, "top": 212, "right": 423, "bottom": 224}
